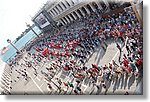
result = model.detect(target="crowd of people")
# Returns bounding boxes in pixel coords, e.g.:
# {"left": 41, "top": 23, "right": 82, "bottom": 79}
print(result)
{"left": 8, "top": 6, "right": 143, "bottom": 95}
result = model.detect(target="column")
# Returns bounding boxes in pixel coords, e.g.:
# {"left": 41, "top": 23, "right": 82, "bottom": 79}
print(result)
{"left": 51, "top": 10, "right": 56, "bottom": 16}
{"left": 65, "top": 16, "right": 70, "bottom": 23}
{"left": 102, "top": 0, "right": 110, "bottom": 11}
{"left": 104, "top": 0, "right": 110, "bottom": 7}
{"left": 79, "top": 9, "right": 85, "bottom": 16}
{"left": 75, "top": 11, "right": 81, "bottom": 18}
{"left": 52, "top": 9, "right": 57, "bottom": 16}
{"left": 72, "top": 0, "right": 77, "bottom": 3}
{"left": 60, "top": 3, "right": 66, "bottom": 10}
{"left": 68, "top": 14, "right": 74, "bottom": 21}
{"left": 57, "top": 5, "right": 63, "bottom": 12}
{"left": 95, "top": 1, "right": 102, "bottom": 10}
{"left": 60, "top": 19, "right": 65, "bottom": 25}
{"left": 63, "top": 1, "right": 69, "bottom": 8}
{"left": 53, "top": 7, "right": 59, "bottom": 15}
{"left": 131, "top": 2, "right": 142, "bottom": 24}
{"left": 55, "top": 6, "right": 61, "bottom": 13}
{"left": 84, "top": 6, "right": 90, "bottom": 14}
{"left": 67, "top": 0, "right": 73, "bottom": 6}
{"left": 89, "top": 3, "right": 96, "bottom": 12}
{"left": 49, "top": 11, "right": 54, "bottom": 17}
{"left": 120, "top": 0, "right": 125, "bottom": 5}
{"left": 71, "top": 13, "right": 77, "bottom": 20}
{"left": 62, "top": 18, "right": 68, "bottom": 24}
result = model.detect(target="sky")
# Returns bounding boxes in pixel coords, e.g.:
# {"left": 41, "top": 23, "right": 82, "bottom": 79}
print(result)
{"left": 0, "top": 0, "right": 48, "bottom": 49}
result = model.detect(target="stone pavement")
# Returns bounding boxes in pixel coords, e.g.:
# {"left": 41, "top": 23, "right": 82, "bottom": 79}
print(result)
{"left": 10, "top": 38, "right": 142, "bottom": 95}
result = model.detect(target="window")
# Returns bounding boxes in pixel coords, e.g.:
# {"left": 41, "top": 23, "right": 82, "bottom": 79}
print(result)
{"left": 81, "top": 7, "right": 87, "bottom": 14}
{"left": 70, "top": 13, "right": 75, "bottom": 20}
{"left": 71, "top": 0, "right": 74, "bottom": 4}
{"left": 58, "top": 4, "right": 63, "bottom": 11}
{"left": 65, "top": 0, "right": 70, "bottom": 7}
{"left": 55, "top": 6, "right": 60, "bottom": 13}
{"left": 61, "top": 2, "right": 67, "bottom": 9}
{"left": 99, "top": 1, "right": 107, "bottom": 10}
{"left": 66, "top": 15, "right": 71, "bottom": 21}
{"left": 53, "top": 8, "right": 58, "bottom": 15}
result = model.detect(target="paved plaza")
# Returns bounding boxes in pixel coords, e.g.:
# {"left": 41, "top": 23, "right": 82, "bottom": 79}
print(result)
{"left": 0, "top": 0, "right": 143, "bottom": 95}
{"left": 10, "top": 38, "right": 142, "bottom": 95}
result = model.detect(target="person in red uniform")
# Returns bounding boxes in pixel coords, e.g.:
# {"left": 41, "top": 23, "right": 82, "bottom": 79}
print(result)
{"left": 64, "top": 66, "right": 69, "bottom": 71}
{"left": 76, "top": 40, "right": 79, "bottom": 45}
{"left": 92, "top": 64, "right": 98, "bottom": 69}
{"left": 36, "top": 48, "right": 40, "bottom": 52}
{"left": 63, "top": 82, "right": 68, "bottom": 87}
{"left": 123, "top": 58, "right": 129, "bottom": 67}
{"left": 135, "top": 57, "right": 143, "bottom": 67}
{"left": 51, "top": 51, "right": 55, "bottom": 56}
{"left": 65, "top": 51, "right": 69, "bottom": 56}
{"left": 56, "top": 51, "right": 59, "bottom": 57}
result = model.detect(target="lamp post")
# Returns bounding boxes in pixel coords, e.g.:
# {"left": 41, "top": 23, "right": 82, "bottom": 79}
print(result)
{"left": 7, "top": 39, "right": 20, "bottom": 53}
{"left": 26, "top": 23, "right": 39, "bottom": 38}
{"left": 130, "top": 0, "right": 142, "bottom": 25}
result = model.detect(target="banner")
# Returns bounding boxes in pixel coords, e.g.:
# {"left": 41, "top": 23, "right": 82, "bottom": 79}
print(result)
{"left": 35, "top": 13, "right": 50, "bottom": 28}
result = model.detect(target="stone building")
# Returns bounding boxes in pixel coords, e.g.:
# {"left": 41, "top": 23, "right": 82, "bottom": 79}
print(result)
{"left": 32, "top": 0, "right": 128, "bottom": 32}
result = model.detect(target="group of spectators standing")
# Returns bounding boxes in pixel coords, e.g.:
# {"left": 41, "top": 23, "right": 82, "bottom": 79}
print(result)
{"left": 9, "top": 6, "right": 143, "bottom": 95}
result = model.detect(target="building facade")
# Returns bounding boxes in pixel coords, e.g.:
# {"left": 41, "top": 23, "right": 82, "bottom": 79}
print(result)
{"left": 43, "top": 0, "right": 126, "bottom": 26}
{"left": 32, "top": 0, "right": 127, "bottom": 31}
{"left": 32, "top": 1, "right": 58, "bottom": 33}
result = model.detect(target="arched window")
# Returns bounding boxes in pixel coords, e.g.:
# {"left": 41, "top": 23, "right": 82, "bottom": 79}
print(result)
{"left": 61, "top": 18, "right": 66, "bottom": 24}
{"left": 58, "top": 4, "right": 63, "bottom": 11}
{"left": 55, "top": 6, "right": 60, "bottom": 13}
{"left": 81, "top": 7, "right": 87, "bottom": 14}
{"left": 92, "top": 2, "right": 99, "bottom": 10}
{"left": 61, "top": 2, "right": 67, "bottom": 9}
{"left": 66, "top": 15, "right": 71, "bottom": 21}
{"left": 71, "top": 0, "right": 74, "bottom": 4}
{"left": 50, "top": 10, "right": 55, "bottom": 16}
{"left": 63, "top": 17, "right": 68, "bottom": 23}
{"left": 65, "top": 0, "right": 70, "bottom": 7}
{"left": 99, "top": 1, "right": 107, "bottom": 10}
{"left": 86, "top": 4, "right": 93, "bottom": 12}
{"left": 77, "top": 9, "right": 84, "bottom": 17}
{"left": 73, "top": 11, "right": 79, "bottom": 19}
{"left": 70, "top": 13, "right": 75, "bottom": 20}
{"left": 53, "top": 8, "right": 58, "bottom": 15}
